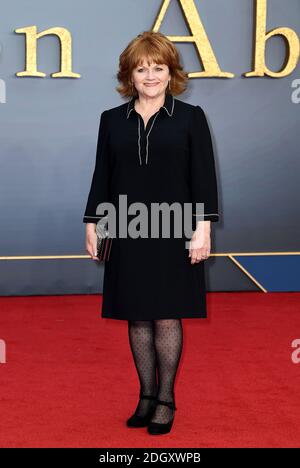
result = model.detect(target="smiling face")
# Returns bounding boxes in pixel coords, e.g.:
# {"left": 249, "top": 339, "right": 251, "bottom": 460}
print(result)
{"left": 131, "top": 57, "right": 171, "bottom": 98}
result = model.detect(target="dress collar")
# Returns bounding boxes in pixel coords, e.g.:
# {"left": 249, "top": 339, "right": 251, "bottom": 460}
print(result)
{"left": 126, "top": 92, "right": 175, "bottom": 119}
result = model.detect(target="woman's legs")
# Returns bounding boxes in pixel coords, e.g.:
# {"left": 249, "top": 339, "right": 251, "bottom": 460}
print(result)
{"left": 151, "top": 318, "right": 183, "bottom": 423}
{"left": 127, "top": 318, "right": 183, "bottom": 423}
{"left": 128, "top": 320, "right": 158, "bottom": 417}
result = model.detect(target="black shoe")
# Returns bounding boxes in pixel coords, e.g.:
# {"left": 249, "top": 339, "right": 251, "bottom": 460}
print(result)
{"left": 126, "top": 393, "right": 158, "bottom": 428}
{"left": 147, "top": 399, "right": 177, "bottom": 435}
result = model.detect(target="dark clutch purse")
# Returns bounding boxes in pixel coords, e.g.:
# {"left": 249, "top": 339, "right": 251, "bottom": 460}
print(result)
{"left": 96, "top": 216, "right": 113, "bottom": 261}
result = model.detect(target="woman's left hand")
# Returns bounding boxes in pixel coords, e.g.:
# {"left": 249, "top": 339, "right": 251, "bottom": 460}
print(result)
{"left": 189, "top": 221, "right": 211, "bottom": 264}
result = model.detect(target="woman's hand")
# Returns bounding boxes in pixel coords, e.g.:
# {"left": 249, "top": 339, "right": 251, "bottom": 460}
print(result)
{"left": 85, "top": 223, "right": 99, "bottom": 261}
{"left": 189, "top": 220, "right": 211, "bottom": 264}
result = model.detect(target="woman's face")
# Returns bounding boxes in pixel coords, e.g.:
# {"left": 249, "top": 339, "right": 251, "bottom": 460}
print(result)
{"left": 131, "top": 57, "right": 170, "bottom": 98}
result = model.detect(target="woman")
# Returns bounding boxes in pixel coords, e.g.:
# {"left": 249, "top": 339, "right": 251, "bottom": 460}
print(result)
{"left": 83, "top": 31, "right": 219, "bottom": 435}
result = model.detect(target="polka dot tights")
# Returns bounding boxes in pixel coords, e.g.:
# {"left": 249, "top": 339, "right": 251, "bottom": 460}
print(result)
{"left": 128, "top": 319, "right": 183, "bottom": 424}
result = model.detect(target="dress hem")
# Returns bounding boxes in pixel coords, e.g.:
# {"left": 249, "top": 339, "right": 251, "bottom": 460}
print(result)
{"left": 101, "top": 314, "right": 207, "bottom": 320}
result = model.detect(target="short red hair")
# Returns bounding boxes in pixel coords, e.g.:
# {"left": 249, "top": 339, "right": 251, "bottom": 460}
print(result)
{"left": 116, "top": 31, "right": 189, "bottom": 98}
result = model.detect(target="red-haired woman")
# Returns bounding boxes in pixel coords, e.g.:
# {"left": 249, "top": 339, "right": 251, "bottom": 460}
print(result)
{"left": 83, "top": 31, "right": 219, "bottom": 435}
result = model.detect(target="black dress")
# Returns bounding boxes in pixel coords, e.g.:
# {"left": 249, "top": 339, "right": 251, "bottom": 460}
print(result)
{"left": 83, "top": 93, "right": 219, "bottom": 320}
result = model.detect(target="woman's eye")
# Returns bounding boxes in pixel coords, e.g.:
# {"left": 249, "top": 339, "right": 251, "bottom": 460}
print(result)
{"left": 137, "top": 67, "right": 163, "bottom": 72}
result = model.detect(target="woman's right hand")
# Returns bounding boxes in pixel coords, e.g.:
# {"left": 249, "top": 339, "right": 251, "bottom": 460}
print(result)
{"left": 85, "top": 223, "right": 99, "bottom": 261}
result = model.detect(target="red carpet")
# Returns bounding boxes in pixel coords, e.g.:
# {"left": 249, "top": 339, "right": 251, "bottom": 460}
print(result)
{"left": 0, "top": 292, "right": 299, "bottom": 448}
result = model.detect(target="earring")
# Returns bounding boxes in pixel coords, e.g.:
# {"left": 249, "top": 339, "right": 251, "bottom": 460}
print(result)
{"left": 168, "top": 80, "right": 171, "bottom": 91}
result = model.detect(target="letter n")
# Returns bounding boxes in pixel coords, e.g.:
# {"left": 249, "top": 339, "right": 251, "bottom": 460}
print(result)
{"left": 15, "top": 25, "right": 81, "bottom": 78}
{"left": 0, "top": 339, "right": 6, "bottom": 363}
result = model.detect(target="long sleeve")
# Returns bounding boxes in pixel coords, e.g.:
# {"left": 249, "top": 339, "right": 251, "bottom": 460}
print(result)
{"left": 188, "top": 105, "right": 219, "bottom": 222}
{"left": 83, "top": 110, "right": 111, "bottom": 224}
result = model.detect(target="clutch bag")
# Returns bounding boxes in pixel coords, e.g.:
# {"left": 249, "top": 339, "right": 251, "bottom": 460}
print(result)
{"left": 96, "top": 217, "right": 112, "bottom": 261}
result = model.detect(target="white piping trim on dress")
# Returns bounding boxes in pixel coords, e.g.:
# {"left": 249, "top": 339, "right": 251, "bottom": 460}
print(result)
{"left": 126, "top": 107, "right": 134, "bottom": 119}
{"left": 126, "top": 97, "right": 134, "bottom": 119}
{"left": 127, "top": 95, "right": 175, "bottom": 165}
{"left": 137, "top": 116, "right": 142, "bottom": 165}
{"left": 192, "top": 213, "right": 219, "bottom": 217}
{"left": 126, "top": 95, "right": 175, "bottom": 119}
{"left": 145, "top": 112, "right": 160, "bottom": 165}
{"left": 162, "top": 95, "right": 175, "bottom": 116}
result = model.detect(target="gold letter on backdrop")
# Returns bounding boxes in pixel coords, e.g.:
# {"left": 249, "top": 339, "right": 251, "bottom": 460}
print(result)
{"left": 244, "top": 0, "right": 299, "bottom": 77}
{"left": 15, "top": 25, "right": 81, "bottom": 78}
{"left": 152, "top": 0, "right": 234, "bottom": 78}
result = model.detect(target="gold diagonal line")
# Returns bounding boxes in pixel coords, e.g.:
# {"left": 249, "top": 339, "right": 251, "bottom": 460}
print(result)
{"left": 227, "top": 255, "right": 267, "bottom": 293}
{"left": 0, "top": 253, "right": 295, "bottom": 294}
{"left": 0, "top": 252, "right": 300, "bottom": 260}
